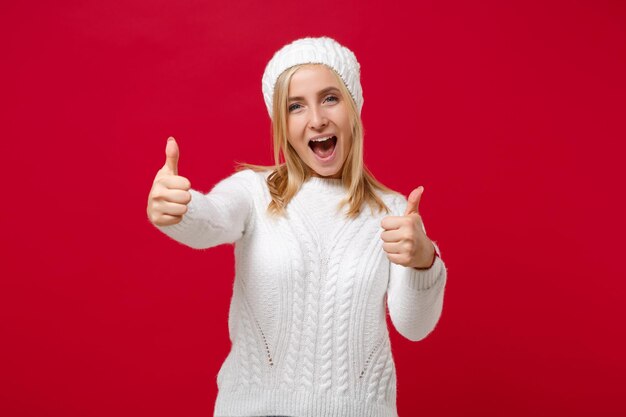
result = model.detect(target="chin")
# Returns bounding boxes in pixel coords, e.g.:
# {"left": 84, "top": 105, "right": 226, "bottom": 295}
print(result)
{"left": 314, "top": 166, "right": 341, "bottom": 178}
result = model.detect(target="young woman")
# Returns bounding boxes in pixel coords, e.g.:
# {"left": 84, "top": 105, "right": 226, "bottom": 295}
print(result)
{"left": 147, "top": 36, "right": 447, "bottom": 417}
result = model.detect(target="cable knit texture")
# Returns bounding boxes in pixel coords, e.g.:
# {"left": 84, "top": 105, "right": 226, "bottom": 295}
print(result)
{"left": 156, "top": 169, "right": 447, "bottom": 417}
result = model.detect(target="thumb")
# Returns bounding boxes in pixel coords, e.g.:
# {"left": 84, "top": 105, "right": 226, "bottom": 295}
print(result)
{"left": 404, "top": 186, "right": 424, "bottom": 216}
{"left": 164, "top": 136, "right": 179, "bottom": 175}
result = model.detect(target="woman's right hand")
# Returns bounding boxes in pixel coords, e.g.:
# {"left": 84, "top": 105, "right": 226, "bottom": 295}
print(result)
{"left": 146, "top": 137, "right": 192, "bottom": 226}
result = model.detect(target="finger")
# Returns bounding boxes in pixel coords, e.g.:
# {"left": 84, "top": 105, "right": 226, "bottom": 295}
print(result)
{"left": 156, "top": 200, "right": 189, "bottom": 216}
{"left": 157, "top": 188, "right": 192, "bottom": 204}
{"left": 381, "top": 215, "right": 409, "bottom": 231}
{"left": 164, "top": 136, "right": 179, "bottom": 175}
{"left": 382, "top": 241, "right": 402, "bottom": 254}
{"left": 158, "top": 175, "right": 191, "bottom": 191}
{"left": 386, "top": 253, "right": 410, "bottom": 267}
{"left": 381, "top": 229, "right": 406, "bottom": 243}
{"left": 404, "top": 186, "right": 424, "bottom": 216}
{"left": 156, "top": 214, "right": 183, "bottom": 226}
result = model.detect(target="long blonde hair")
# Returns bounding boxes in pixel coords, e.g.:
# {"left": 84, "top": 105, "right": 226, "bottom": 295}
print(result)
{"left": 238, "top": 63, "right": 397, "bottom": 219}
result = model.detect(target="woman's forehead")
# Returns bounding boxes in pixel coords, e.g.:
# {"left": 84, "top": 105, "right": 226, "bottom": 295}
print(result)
{"left": 289, "top": 64, "right": 341, "bottom": 93}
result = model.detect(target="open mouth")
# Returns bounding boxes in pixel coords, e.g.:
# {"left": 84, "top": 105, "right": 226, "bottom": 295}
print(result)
{"left": 308, "top": 135, "right": 337, "bottom": 159}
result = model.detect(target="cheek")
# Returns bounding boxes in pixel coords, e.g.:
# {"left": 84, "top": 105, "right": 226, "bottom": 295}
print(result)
{"left": 340, "top": 117, "right": 352, "bottom": 140}
{"left": 287, "top": 138, "right": 308, "bottom": 160}
{"left": 342, "top": 137, "right": 353, "bottom": 157}
{"left": 287, "top": 121, "right": 305, "bottom": 143}
{"left": 286, "top": 117, "right": 297, "bottom": 135}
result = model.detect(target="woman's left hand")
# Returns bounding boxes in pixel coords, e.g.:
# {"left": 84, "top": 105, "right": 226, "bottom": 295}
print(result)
{"left": 381, "top": 186, "right": 436, "bottom": 269}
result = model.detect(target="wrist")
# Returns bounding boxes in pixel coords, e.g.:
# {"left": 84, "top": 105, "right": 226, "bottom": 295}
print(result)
{"left": 412, "top": 241, "right": 438, "bottom": 270}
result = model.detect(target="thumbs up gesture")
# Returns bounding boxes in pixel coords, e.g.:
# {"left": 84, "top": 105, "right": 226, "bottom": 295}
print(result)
{"left": 381, "top": 186, "right": 436, "bottom": 269}
{"left": 146, "top": 137, "right": 192, "bottom": 226}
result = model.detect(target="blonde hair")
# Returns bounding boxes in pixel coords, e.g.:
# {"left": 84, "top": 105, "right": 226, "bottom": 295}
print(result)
{"left": 238, "top": 63, "right": 397, "bottom": 219}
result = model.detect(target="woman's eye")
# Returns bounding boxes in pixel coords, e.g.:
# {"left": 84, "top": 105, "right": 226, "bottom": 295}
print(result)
{"left": 288, "top": 96, "right": 337, "bottom": 112}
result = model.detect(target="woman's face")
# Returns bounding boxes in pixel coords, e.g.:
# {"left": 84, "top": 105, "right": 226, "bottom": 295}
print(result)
{"left": 286, "top": 64, "right": 353, "bottom": 179}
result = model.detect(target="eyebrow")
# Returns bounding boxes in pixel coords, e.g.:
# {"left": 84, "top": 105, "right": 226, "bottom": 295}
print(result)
{"left": 288, "top": 87, "right": 341, "bottom": 102}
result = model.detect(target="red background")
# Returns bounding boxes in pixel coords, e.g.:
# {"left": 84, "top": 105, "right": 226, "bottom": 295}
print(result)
{"left": 2, "top": 1, "right": 625, "bottom": 416}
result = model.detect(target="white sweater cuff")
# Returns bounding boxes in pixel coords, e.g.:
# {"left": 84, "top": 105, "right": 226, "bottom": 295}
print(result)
{"left": 404, "top": 256, "right": 445, "bottom": 291}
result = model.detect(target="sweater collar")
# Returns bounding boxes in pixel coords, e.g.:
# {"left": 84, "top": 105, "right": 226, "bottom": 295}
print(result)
{"left": 301, "top": 175, "right": 346, "bottom": 194}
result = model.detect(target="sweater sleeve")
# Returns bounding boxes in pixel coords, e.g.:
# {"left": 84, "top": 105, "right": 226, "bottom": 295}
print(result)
{"left": 153, "top": 169, "right": 256, "bottom": 249}
{"left": 386, "top": 194, "right": 447, "bottom": 342}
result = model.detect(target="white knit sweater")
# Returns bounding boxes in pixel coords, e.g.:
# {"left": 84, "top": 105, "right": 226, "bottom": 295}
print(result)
{"left": 156, "top": 169, "right": 447, "bottom": 417}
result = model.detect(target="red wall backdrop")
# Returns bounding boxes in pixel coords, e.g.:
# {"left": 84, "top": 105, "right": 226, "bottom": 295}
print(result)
{"left": 2, "top": 1, "right": 625, "bottom": 416}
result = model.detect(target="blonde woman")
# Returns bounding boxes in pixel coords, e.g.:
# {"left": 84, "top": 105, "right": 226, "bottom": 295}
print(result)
{"left": 147, "top": 37, "right": 447, "bottom": 417}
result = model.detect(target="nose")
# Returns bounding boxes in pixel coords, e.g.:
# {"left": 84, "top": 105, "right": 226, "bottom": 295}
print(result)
{"left": 308, "top": 105, "right": 328, "bottom": 130}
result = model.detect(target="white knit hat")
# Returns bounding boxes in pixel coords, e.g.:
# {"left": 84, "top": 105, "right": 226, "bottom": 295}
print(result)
{"left": 261, "top": 36, "right": 364, "bottom": 119}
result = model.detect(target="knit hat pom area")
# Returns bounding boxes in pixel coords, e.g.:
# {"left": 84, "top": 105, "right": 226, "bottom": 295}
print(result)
{"left": 261, "top": 36, "right": 364, "bottom": 119}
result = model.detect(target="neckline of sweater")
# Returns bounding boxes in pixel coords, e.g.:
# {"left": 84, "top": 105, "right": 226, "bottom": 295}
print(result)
{"left": 301, "top": 175, "right": 346, "bottom": 193}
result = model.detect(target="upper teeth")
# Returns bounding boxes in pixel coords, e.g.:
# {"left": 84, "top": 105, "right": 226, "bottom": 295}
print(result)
{"left": 310, "top": 135, "right": 333, "bottom": 142}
